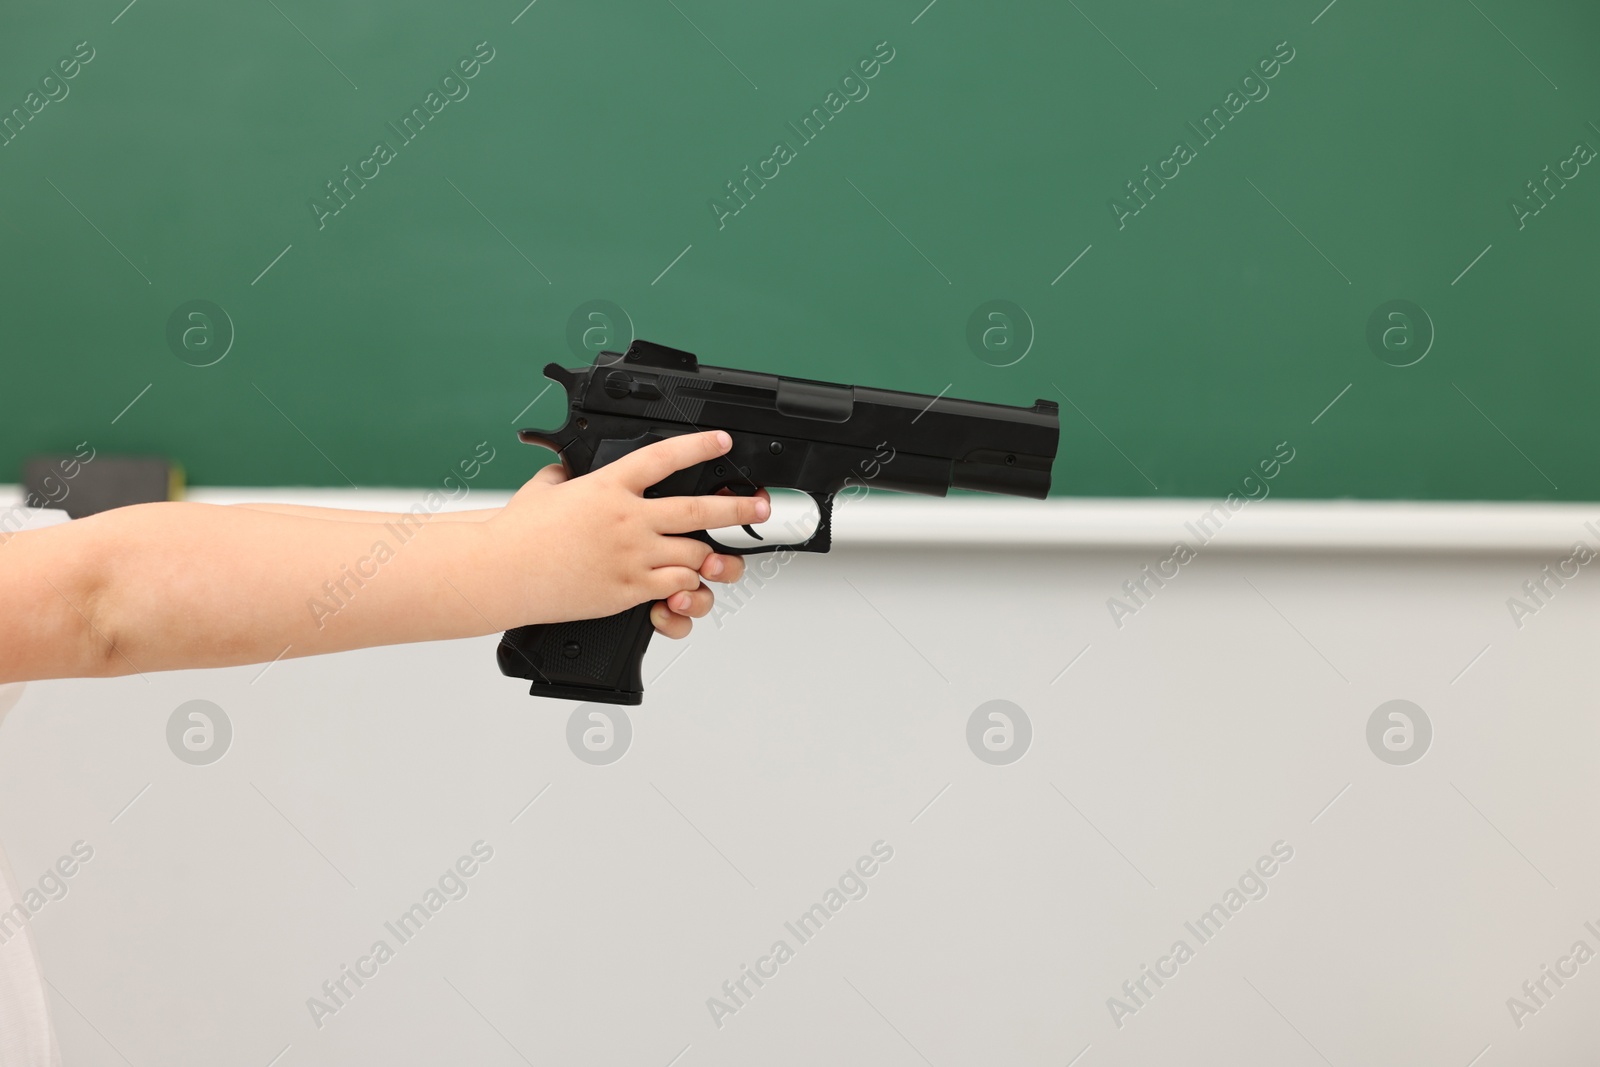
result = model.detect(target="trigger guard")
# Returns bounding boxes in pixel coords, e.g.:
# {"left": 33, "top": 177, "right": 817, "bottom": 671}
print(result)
{"left": 690, "top": 490, "right": 834, "bottom": 557}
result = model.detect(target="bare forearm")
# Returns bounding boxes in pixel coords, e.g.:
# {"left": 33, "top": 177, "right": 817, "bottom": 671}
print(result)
{"left": 24, "top": 502, "right": 528, "bottom": 679}
{"left": 0, "top": 433, "right": 760, "bottom": 686}
{"left": 232, "top": 503, "right": 501, "bottom": 523}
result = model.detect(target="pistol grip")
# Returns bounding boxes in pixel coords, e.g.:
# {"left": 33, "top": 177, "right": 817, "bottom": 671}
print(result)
{"left": 498, "top": 602, "right": 655, "bottom": 705}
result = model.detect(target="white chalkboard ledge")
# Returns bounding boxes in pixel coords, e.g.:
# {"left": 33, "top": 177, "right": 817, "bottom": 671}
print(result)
{"left": 5, "top": 485, "right": 1594, "bottom": 554}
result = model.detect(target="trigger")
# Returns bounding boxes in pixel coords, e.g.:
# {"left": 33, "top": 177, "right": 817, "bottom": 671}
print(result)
{"left": 723, "top": 481, "right": 762, "bottom": 540}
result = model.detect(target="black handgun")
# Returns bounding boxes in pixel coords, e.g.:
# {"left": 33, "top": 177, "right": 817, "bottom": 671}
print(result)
{"left": 498, "top": 339, "right": 1059, "bottom": 704}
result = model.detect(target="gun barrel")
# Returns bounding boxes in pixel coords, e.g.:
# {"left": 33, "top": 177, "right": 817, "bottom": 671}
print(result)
{"left": 529, "top": 341, "right": 1060, "bottom": 500}
{"left": 855, "top": 386, "right": 1058, "bottom": 499}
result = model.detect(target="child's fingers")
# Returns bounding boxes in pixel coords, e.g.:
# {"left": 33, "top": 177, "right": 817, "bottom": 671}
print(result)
{"left": 715, "top": 485, "right": 772, "bottom": 507}
{"left": 609, "top": 430, "right": 730, "bottom": 494}
{"left": 654, "top": 536, "right": 715, "bottom": 573}
{"left": 650, "top": 491, "right": 770, "bottom": 535}
{"left": 700, "top": 553, "right": 744, "bottom": 583}
{"left": 646, "top": 565, "right": 704, "bottom": 602}
{"left": 650, "top": 601, "right": 693, "bottom": 639}
{"left": 665, "top": 583, "right": 714, "bottom": 619}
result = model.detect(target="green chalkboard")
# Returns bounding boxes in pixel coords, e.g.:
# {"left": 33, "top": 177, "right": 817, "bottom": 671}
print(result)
{"left": 3, "top": 0, "right": 1596, "bottom": 500}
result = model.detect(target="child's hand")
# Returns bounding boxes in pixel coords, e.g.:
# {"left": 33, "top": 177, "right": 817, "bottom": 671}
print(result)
{"left": 490, "top": 430, "right": 771, "bottom": 632}
{"left": 648, "top": 483, "right": 770, "bottom": 638}
{"left": 0, "top": 430, "right": 772, "bottom": 683}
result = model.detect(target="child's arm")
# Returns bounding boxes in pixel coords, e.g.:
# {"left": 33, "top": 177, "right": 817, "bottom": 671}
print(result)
{"left": 0, "top": 431, "right": 768, "bottom": 685}
{"left": 230, "top": 503, "right": 501, "bottom": 523}
{"left": 226, "top": 486, "right": 768, "bottom": 633}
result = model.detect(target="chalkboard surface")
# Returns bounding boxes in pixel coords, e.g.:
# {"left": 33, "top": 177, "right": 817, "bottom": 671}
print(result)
{"left": 3, "top": 0, "right": 1596, "bottom": 500}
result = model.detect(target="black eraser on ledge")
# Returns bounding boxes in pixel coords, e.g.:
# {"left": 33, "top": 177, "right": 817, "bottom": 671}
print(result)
{"left": 22, "top": 452, "right": 184, "bottom": 518}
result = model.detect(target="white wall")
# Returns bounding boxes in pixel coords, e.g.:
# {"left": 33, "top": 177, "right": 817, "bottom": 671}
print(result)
{"left": 4, "top": 493, "right": 1599, "bottom": 1065}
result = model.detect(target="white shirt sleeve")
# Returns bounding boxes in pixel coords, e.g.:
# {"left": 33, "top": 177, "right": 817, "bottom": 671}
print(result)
{"left": 0, "top": 505, "right": 70, "bottom": 1066}
{"left": 0, "top": 847, "right": 62, "bottom": 1067}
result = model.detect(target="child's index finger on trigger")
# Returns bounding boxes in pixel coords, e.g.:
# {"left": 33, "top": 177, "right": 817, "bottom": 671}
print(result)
{"left": 612, "top": 430, "right": 731, "bottom": 493}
